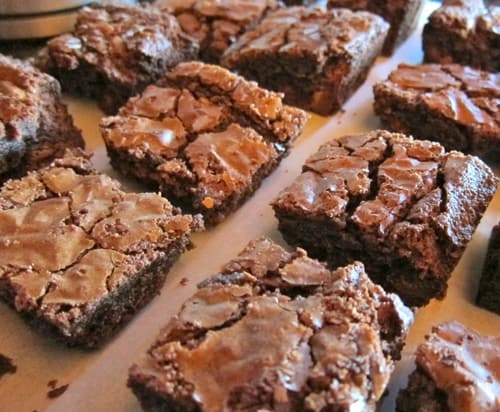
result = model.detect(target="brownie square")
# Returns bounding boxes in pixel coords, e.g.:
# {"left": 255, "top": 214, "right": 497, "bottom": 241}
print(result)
{"left": 272, "top": 130, "right": 497, "bottom": 307}
{"left": 128, "top": 238, "right": 413, "bottom": 411}
{"left": 100, "top": 61, "right": 308, "bottom": 226}
{"left": 327, "top": 0, "right": 424, "bottom": 55}
{"left": 0, "top": 54, "right": 84, "bottom": 184}
{"left": 373, "top": 63, "right": 500, "bottom": 163}
{"left": 221, "top": 7, "right": 389, "bottom": 116}
{"left": 476, "top": 222, "right": 500, "bottom": 315}
{"left": 35, "top": 3, "right": 198, "bottom": 114}
{"left": 154, "top": 0, "right": 279, "bottom": 63}
{"left": 397, "top": 321, "right": 500, "bottom": 411}
{"left": 423, "top": 0, "right": 499, "bottom": 72}
{"left": 0, "top": 151, "right": 201, "bottom": 348}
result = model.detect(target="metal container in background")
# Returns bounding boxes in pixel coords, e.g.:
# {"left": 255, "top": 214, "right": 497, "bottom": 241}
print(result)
{"left": 0, "top": 0, "right": 95, "bottom": 40}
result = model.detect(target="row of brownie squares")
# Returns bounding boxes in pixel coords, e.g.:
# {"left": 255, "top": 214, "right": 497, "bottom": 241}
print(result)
{"left": 0, "top": 0, "right": 497, "bottom": 328}
{"left": 127, "top": 238, "right": 500, "bottom": 412}
{"left": 35, "top": 0, "right": 498, "bottom": 117}
{"left": 0, "top": 1, "right": 498, "bottom": 410}
{"left": 0, "top": 79, "right": 498, "bottom": 410}
{"left": 0, "top": 52, "right": 497, "bottom": 320}
{"left": 31, "top": 0, "right": 500, "bottom": 160}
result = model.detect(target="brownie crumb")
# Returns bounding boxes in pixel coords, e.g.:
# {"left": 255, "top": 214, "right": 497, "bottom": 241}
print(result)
{"left": 0, "top": 354, "right": 17, "bottom": 379}
{"left": 47, "top": 384, "right": 69, "bottom": 399}
{"left": 179, "top": 277, "right": 189, "bottom": 286}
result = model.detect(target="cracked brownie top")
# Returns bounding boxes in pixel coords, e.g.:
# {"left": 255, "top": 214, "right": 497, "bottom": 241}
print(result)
{"left": 100, "top": 62, "right": 308, "bottom": 218}
{"left": 273, "top": 129, "right": 496, "bottom": 250}
{"left": 221, "top": 6, "right": 389, "bottom": 73}
{"left": 375, "top": 64, "right": 499, "bottom": 135}
{"left": 0, "top": 151, "right": 199, "bottom": 331}
{"left": 129, "top": 238, "right": 413, "bottom": 411}
{"left": 154, "top": 0, "right": 279, "bottom": 62}
{"left": 406, "top": 321, "right": 500, "bottom": 411}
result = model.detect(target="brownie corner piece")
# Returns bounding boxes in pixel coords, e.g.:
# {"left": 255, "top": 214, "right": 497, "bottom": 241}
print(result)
{"left": 36, "top": 3, "right": 199, "bottom": 114}
{"left": 396, "top": 321, "right": 500, "bottom": 411}
{"left": 221, "top": 6, "right": 389, "bottom": 116}
{"left": 476, "top": 222, "right": 500, "bottom": 315}
{"left": 373, "top": 63, "right": 500, "bottom": 162}
{"left": 327, "top": 0, "right": 425, "bottom": 55}
{"left": 0, "top": 53, "right": 84, "bottom": 184}
{"left": 422, "top": 0, "right": 499, "bottom": 72}
{"left": 154, "top": 0, "right": 279, "bottom": 63}
{"left": 128, "top": 237, "right": 413, "bottom": 411}
{"left": 100, "top": 61, "right": 308, "bottom": 226}
{"left": 0, "top": 151, "right": 201, "bottom": 348}
{"left": 272, "top": 129, "right": 497, "bottom": 306}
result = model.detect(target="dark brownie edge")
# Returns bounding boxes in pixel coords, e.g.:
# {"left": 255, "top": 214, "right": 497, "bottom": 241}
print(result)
{"left": 106, "top": 138, "right": 284, "bottom": 226}
{"left": 37, "top": 4, "right": 199, "bottom": 114}
{"left": 422, "top": 1, "right": 499, "bottom": 72}
{"left": 396, "top": 367, "right": 450, "bottom": 412}
{"left": 476, "top": 223, "right": 500, "bottom": 315}
{"left": 0, "top": 235, "right": 192, "bottom": 348}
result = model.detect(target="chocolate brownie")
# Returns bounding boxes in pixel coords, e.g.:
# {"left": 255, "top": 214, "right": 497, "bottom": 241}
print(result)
{"left": 282, "top": 0, "right": 316, "bottom": 4}
{"left": 272, "top": 130, "right": 497, "bottom": 307}
{"left": 0, "top": 151, "right": 201, "bottom": 348}
{"left": 0, "top": 54, "right": 83, "bottom": 184}
{"left": 327, "top": 0, "right": 424, "bottom": 55}
{"left": 476, "top": 222, "right": 500, "bottom": 315}
{"left": 397, "top": 321, "right": 500, "bottom": 411}
{"left": 128, "top": 237, "right": 413, "bottom": 411}
{"left": 100, "top": 62, "right": 308, "bottom": 226}
{"left": 423, "top": 0, "right": 499, "bottom": 72}
{"left": 221, "top": 7, "right": 389, "bottom": 116}
{"left": 373, "top": 63, "right": 500, "bottom": 162}
{"left": 154, "top": 0, "right": 279, "bottom": 63}
{"left": 35, "top": 3, "right": 198, "bottom": 114}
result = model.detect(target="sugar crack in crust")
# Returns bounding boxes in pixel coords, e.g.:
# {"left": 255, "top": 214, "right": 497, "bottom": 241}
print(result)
{"left": 128, "top": 238, "right": 414, "bottom": 411}
{"left": 100, "top": 62, "right": 308, "bottom": 225}
{"left": 397, "top": 321, "right": 500, "bottom": 412}
{"left": 0, "top": 151, "right": 201, "bottom": 347}
{"left": 221, "top": 6, "right": 389, "bottom": 115}
{"left": 373, "top": 63, "right": 500, "bottom": 161}
{"left": 154, "top": 0, "right": 279, "bottom": 63}
{"left": 272, "top": 130, "right": 497, "bottom": 306}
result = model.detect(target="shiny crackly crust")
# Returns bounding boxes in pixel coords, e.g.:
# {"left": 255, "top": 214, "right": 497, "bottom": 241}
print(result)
{"left": 373, "top": 63, "right": 500, "bottom": 161}
{"left": 36, "top": 3, "right": 198, "bottom": 114}
{"left": 100, "top": 62, "right": 308, "bottom": 226}
{"left": 129, "top": 237, "right": 413, "bottom": 411}
{"left": 272, "top": 129, "right": 497, "bottom": 306}
{"left": 221, "top": 6, "right": 389, "bottom": 115}
{"left": 0, "top": 150, "right": 200, "bottom": 348}
{"left": 0, "top": 54, "right": 83, "bottom": 183}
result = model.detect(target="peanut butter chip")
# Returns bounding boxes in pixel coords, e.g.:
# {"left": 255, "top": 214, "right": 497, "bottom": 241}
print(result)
{"left": 201, "top": 197, "right": 214, "bottom": 209}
